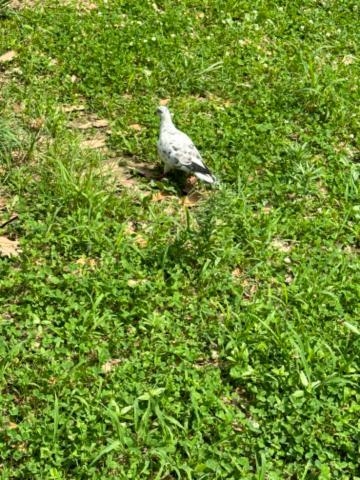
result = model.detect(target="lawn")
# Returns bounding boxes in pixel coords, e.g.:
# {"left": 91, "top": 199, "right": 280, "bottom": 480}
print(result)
{"left": 0, "top": 0, "right": 359, "bottom": 478}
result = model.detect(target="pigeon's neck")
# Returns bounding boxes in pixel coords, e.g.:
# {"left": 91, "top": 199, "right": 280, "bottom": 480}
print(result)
{"left": 160, "top": 113, "right": 177, "bottom": 133}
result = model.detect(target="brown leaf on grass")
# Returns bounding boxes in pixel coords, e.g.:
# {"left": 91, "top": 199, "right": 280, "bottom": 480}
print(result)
{"left": 343, "top": 245, "right": 360, "bottom": 255}
{"left": 194, "top": 349, "right": 219, "bottom": 369}
{"left": 62, "top": 104, "right": 86, "bottom": 113}
{"left": 13, "top": 102, "right": 24, "bottom": 113}
{"left": 68, "top": 119, "right": 93, "bottom": 130}
{"left": 0, "top": 50, "right": 17, "bottom": 63}
{"left": 101, "top": 358, "right": 121, "bottom": 374}
{"left": 68, "top": 118, "right": 109, "bottom": 130}
{"left": 83, "top": 2, "right": 97, "bottom": 10}
{"left": 0, "top": 236, "right": 21, "bottom": 257}
{"left": 127, "top": 278, "right": 147, "bottom": 287}
{"left": 124, "top": 221, "right": 136, "bottom": 235}
{"left": 92, "top": 119, "right": 109, "bottom": 128}
{"left": 151, "top": 191, "right": 170, "bottom": 202}
{"left": 243, "top": 283, "right": 258, "bottom": 300}
{"left": 29, "top": 117, "right": 44, "bottom": 130}
{"left": 231, "top": 267, "right": 242, "bottom": 278}
{"left": 262, "top": 205, "right": 272, "bottom": 214}
{"left": 135, "top": 235, "right": 148, "bottom": 248}
{"left": 271, "top": 238, "right": 293, "bottom": 253}
{"left": 7, "top": 422, "right": 18, "bottom": 430}
{"left": 240, "top": 278, "right": 258, "bottom": 300}
{"left": 129, "top": 123, "right": 142, "bottom": 131}
{"left": 75, "top": 256, "right": 97, "bottom": 269}
{"left": 342, "top": 54, "right": 356, "bottom": 65}
{"left": 159, "top": 98, "right": 170, "bottom": 106}
{"left": 207, "top": 92, "right": 234, "bottom": 108}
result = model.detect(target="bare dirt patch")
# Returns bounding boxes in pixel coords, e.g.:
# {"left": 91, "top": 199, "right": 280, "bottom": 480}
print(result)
{"left": 0, "top": 51, "right": 17, "bottom": 63}
{"left": 64, "top": 103, "right": 111, "bottom": 151}
{"left": 100, "top": 158, "right": 158, "bottom": 191}
{"left": 0, "top": 236, "right": 20, "bottom": 257}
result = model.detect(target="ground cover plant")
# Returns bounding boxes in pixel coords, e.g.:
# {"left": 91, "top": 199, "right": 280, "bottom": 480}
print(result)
{"left": 0, "top": 0, "right": 359, "bottom": 478}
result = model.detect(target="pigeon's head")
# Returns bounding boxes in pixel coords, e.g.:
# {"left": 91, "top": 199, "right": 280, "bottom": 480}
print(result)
{"left": 156, "top": 106, "right": 171, "bottom": 119}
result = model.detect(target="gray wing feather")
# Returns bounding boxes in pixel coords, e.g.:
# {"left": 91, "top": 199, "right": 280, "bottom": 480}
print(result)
{"left": 164, "top": 130, "right": 211, "bottom": 174}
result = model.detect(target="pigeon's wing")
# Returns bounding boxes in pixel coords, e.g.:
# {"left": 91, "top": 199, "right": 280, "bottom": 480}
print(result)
{"left": 163, "top": 130, "right": 212, "bottom": 176}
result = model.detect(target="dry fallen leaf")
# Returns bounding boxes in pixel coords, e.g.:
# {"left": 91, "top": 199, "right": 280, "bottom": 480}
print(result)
{"left": 75, "top": 256, "right": 97, "bottom": 268}
{"left": 84, "top": 2, "right": 97, "bottom": 10}
{"left": 13, "top": 102, "right": 24, "bottom": 113}
{"left": 271, "top": 238, "right": 293, "bottom": 253}
{"left": 231, "top": 267, "right": 242, "bottom": 278}
{"left": 343, "top": 245, "right": 359, "bottom": 255}
{"left": 0, "top": 236, "right": 21, "bottom": 257}
{"left": 124, "top": 221, "right": 136, "bottom": 235}
{"left": 243, "top": 283, "right": 258, "bottom": 300}
{"left": 29, "top": 117, "right": 44, "bottom": 130}
{"left": 262, "top": 205, "right": 272, "bottom": 214}
{"left": 0, "top": 50, "right": 17, "bottom": 63}
{"left": 342, "top": 54, "right": 356, "bottom": 65}
{"left": 7, "top": 422, "right": 18, "bottom": 430}
{"left": 285, "top": 274, "right": 294, "bottom": 284}
{"left": 68, "top": 120, "right": 93, "bottom": 130}
{"left": 135, "top": 235, "right": 148, "bottom": 248}
{"left": 151, "top": 191, "right": 169, "bottom": 202}
{"left": 127, "top": 279, "right": 147, "bottom": 287}
{"left": 92, "top": 119, "right": 109, "bottom": 128}
{"left": 101, "top": 359, "right": 121, "bottom": 374}
{"left": 159, "top": 98, "right": 170, "bottom": 106}
{"left": 129, "top": 123, "right": 142, "bottom": 131}
{"left": 68, "top": 118, "right": 109, "bottom": 130}
{"left": 62, "top": 104, "right": 86, "bottom": 113}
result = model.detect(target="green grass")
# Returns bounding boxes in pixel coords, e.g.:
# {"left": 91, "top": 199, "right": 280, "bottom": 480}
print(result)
{"left": 0, "top": 0, "right": 359, "bottom": 478}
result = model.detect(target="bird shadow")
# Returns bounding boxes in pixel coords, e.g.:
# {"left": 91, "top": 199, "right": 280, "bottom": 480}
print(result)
{"left": 129, "top": 163, "right": 194, "bottom": 196}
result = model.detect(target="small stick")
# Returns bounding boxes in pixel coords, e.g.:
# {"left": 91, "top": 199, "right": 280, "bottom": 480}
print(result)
{"left": 0, "top": 215, "right": 19, "bottom": 229}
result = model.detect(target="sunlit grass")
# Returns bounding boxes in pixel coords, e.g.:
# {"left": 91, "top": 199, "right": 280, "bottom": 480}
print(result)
{"left": 0, "top": 0, "right": 359, "bottom": 478}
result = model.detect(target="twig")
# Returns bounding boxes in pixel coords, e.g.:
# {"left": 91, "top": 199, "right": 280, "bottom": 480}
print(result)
{"left": 0, "top": 215, "right": 19, "bottom": 228}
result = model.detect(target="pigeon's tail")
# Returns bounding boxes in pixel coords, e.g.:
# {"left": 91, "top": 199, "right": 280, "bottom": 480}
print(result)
{"left": 194, "top": 171, "right": 217, "bottom": 184}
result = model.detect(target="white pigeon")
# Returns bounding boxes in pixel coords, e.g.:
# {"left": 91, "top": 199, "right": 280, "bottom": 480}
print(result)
{"left": 156, "top": 106, "right": 217, "bottom": 184}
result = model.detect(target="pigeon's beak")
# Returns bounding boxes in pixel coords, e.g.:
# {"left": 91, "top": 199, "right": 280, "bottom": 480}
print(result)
{"left": 156, "top": 108, "right": 162, "bottom": 116}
